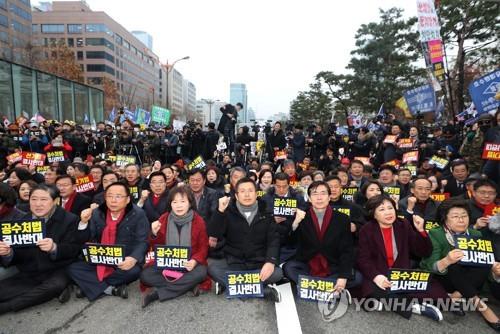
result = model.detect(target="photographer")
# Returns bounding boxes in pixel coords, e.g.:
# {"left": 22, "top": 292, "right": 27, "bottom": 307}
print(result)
{"left": 309, "top": 125, "right": 327, "bottom": 162}
{"left": 44, "top": 134, "right": 73, "bottom": 159}
{"left": 69, "top": 126, "right": 88, "bottom": 159}
{"left": 163, "top": 125, "right": 179, "bottom": 164}
{"left": 2, "top": 124, "right": 21, "bottom": 154}
{"left": 266, "top": 122, "right": 286, "bottom": 161}
{"left": 204, "top": 122, "right": 220, "bottom": 161}
{"left": 191, "top": 122, "right": 206, "bottom": 159}
{"left": 179, "top": 126, "right": 193, "bottom": 159}
{"left": 21, "top": 122, "right": 49, "bottom": 153}
{"left": 290, "top": 125, "right": 305, "bottom": 163}
{"left": 114, "top": 129, "right": 144, "bottom": 164}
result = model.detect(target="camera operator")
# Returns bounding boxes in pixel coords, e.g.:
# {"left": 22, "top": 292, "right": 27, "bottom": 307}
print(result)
{"left": 163, "top": 125, "right": 179, "bottom": 164}
{"left": 114, "top": 128, "right": 144, "bottom": 164}
{"left": 179, "top": 125, "right": 193, "bottom": 159}
{"left": 191, "top": 122, "right": 206, "bottom": 159}
{"left": 69, "top": 125, "right": 88, "bottom": 159}
{"left": 289, "top": 124, "right": 305, "bottom": 163}
{"left": 204, "top": 122, "right": 220, "bottom": 160}
{"left": 308, "top": 124, "right": 327, "bottom": 162}
{"left": 84, "top": 129, "right": 104, "bottom": 157}
{"left": 21, "top": 122, "right": 48, "bottom": 153}
{"left": 143, "top": 128, "right": 161, "bottom": 164}
{"left": 2, "top": 124, "right": 22, "bottom": 154}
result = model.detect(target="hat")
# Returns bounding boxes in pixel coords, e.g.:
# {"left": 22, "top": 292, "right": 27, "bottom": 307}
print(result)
{"left": 341, "top": 157, "right": 350, "bottom": 165}
{"left": 73, "top": 157, "right": 83, "bottom": 163}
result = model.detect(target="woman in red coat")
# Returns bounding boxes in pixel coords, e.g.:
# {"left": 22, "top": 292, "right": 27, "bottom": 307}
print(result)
{"left": 140, "top": 186, "right": 208, "bottom": 307}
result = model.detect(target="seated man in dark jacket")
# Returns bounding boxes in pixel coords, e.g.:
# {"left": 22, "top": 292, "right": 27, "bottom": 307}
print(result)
{"left": 0, "top": 185, "right": 81, "bottom": 315}
{"left": 68, "top": 182, "right": 149, "bottom": 301}
{"left": 137, "top": 171, "right": 169, "bottom": 223}
{"left": 208, "top": 177, "right": 282, "bottom": 302}
{"left": 55, "top": 174, "right": 92, "bottom": 217}
{"left": 262, "top": 172, "right": 306, "bottom": 263}
{"left": 283, "top": 181, "right": 360, "bottom": 289}
{"left": 187, "top": 169, "right": 219, "bottom": 224}
{"left": 399, "top": 178, "right": 440, "bottom": 223}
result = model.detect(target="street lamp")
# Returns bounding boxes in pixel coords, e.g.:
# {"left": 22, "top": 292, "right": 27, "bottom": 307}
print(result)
{"left": 165, "top": 56, "right": 190, "bottom": 112}
{"left": 201, "top": 98, "right": 220, "bottom": 124}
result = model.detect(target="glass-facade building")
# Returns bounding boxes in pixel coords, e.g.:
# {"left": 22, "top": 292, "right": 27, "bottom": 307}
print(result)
{"left": 0, "top": 58, "right": 104, "bottom": 123}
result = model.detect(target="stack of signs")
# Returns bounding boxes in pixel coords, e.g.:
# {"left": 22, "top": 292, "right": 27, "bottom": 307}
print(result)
{"left": 468, "top": 69, "right": 500, "bottom": 115}
{"left": 187, "top": 156, "right": 206, "bottom": 171}
{"left": 225, "top": 271, "right": 263, "bottom": 298}
{"left": 428, "top": 155, "right": 449, "bottom": 170}
{"left": 482, "top": 143, "right": 500, "bottom": 161}
{"left": 402, "top": 151, "right": 419, "bottom": 164}
{"left": 0, "top": 220, "right": 45, "bottom": 246}
{"left": 383, "top": 135, "right": 398, "bottom": 145}
{"left": 22, "top": 152, "right": 46, "bottom": 167}
{"left": 341, "top": 187, "right": 358, "bottom": 202}
{"left": 384, "top": 186, "right": 401, "bottom": 203}
{"left": 455, "top": 236, "right": 495, "bottom": 266}
{"left": 430, "top": 193, "right": 450, "bottom": 203}
{"left": 154, "top": 246, "right": 190, "bottom": 270}
{"left": 424, "top": 220, "right": 440, "bottom": 232}
{"left": 47, "top": 151, "right": 65, "bottom": 163}
{"left": 76, "top": 175, "right": 95, "bottom": 193}
{"left": 116, "top": 155, "right": 136, "bottom": 167}
{"left": 397, "top": 138, "right": 414, "bottom": 149}
{"left": 82, "top": 243, "right": 125, "bottom": 266}
{"left": 273, "top": 198, "right": 298, "bottom": 217}
{"left": 6, "top": 152, "right": 22, "bottom": 164}
{"left": 297, "top": 275, "right": 336, "bottom": 302}
{"left": 388, "top": 269, "right": 431, "bottom": 293}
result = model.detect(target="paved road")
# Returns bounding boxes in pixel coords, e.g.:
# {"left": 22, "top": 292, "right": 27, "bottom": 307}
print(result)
{"left": 0, "top": 281, "right": 499, "bottom": 334}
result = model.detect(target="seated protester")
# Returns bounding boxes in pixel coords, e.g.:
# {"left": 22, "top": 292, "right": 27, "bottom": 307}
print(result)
{"left": 68, "top": 182, "right": 149, "bottom": 301}
{"left": 258, "top": 169, "right": 274, "bottom": 195}
{"left": 283, "top": 181, "right": 360, "bottom": 289}
{"left": 0, "top": 185, "right": 81, "bottom": 315}
{"left": 298, "top": 170, "right": 314, "bottom": 202}
{"left": 0, "top": 183, "right": 25, "bottom": 221}
{"left": 348, "top": 159, "right": 368, "bottom": 188}
{"left": 55, "top": 175, "right": 92, "bottom": 217}
{"left": 205, "top": 166, "right": 226, "bottom": 196}
{"left": 161, "top": 165, "right": 178, "bottom": 191}
{"left": 357, "top": 195, "right": 448, "bottom": 322}
{"left": 227, "top": 167, "right": 247, "bottom": 196}
{"left": 87, "top": 165, "right": 105, "bottom": 198}
{"left": 72, "top": 162, "right": 89, "bottom": 179}
{"left": 399, "top": 178, "right": 439, "bottom": 223}
{"left": 325, "top": 175, "right": 366, "bottom": 236}
{"left": 482, "top": 214, "right": 500, "bottom": 303}
{"left": 16, "top": 180, "right": 37, "bottom": 213}
{"left": 187, "top": 169, "right": 219, "bottom": 224}
{"left": 378, "top": 164, "right": 398, "bottom": 187}
{"left": 312, "top": 170, "right": 325, "bottom": 182}
{"left": 397, "top": 167, "right": 412, "bottom": 199}
{"left": 43, "top": 166, "right": 60, "bottom": 186}
{"left": 354, "top": 179, "right": 383, "bottom": 208}
{"left": 468, "top": 179, "right": 499, "bottom": 231}
{"left": 420, "top": 200, "right": 500, "bottom": 330}
{"left": 140, "top": 186, "right": 208, "bottom": 307}
{"left": 336, "top": 167, "right": 350, "bottom": 187}
{"left": 125, "top": 164, "right": 150, "bottom": 203}
{"left": 262, "top": 172, "right": 307, "bottom": 263}
{"left": 281, "top": 159, "right": 299, "bottom": 187}
{"left": 444, "top": 159, "right": 469, "bottom": 198}
{"left": 137, "top": 171, "right": 169, "bottom": 223}
{"left": 207, "top": 177, "right": 282, "bottom": 302}
{"left": 92, "top": 171, "right": 119, "bottom": 205}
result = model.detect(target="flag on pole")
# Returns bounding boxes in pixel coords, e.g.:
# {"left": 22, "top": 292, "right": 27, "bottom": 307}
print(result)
{"left": 108, "top": 107, "right": 116, "bottom": 122}
{"left": 377, "top": 103, "right": 385, "bottom": 118}
{"left": 435, "top": 96, "right": 444, "bottom": 122}
{"left": 395, "top": 97, "right": 412, "bottom": 119}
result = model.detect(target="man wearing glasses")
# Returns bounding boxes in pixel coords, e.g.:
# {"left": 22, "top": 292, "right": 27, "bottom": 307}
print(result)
{"left": 469, "top": 179, "right": 499, "bottom": 231}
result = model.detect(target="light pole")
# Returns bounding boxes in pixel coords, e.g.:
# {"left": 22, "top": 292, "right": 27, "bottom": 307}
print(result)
{"left": 165, "top": 56, "right": 190, "bottom": 112}
{"left": 201, "top": 98, "right": 220, "bottom": 124}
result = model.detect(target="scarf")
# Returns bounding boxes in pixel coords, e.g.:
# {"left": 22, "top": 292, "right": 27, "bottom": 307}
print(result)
{"left": 474, "top": 200, "right": 497, "bottom": 217}
{"left": 152, "top": 194, "right": 161, "bottom": 207}
{"left": 380, "top": 226, "right": 398, "bottom": 268}
{"left": 308, "top": 206, "right": 333, "bottom": 277}
{"left": 236, "top": 201, "right": 259, "bottom": 225}
{"left": 166, "top": 210, "right": 193, "bottom": 247}
{"left": 97, "top": 209, "right": 125, "bottom": 282}
{"left": 63, "top": 191, "right": 77, "bottom": 212}
{"left": 444, "top": 225, "right": 469, "bottom": 247}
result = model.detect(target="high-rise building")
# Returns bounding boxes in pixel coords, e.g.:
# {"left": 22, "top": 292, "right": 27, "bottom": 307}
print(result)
{"left": 247, "top": 107, "right": 256, "bottom": 121}
{"left": 131, "top": 30, "right": 152, "bottom": 50}
{"left": 183, "top": 79, "right": 196, "bottom": 120}
{"left": 0, "top": 0, "right": 33, "bottom": 64}
{"left": 230, "top": 83, "right": 248, "bottom": 123}
{"left": 31, "top": 1, "right": 163, "bottom": 113}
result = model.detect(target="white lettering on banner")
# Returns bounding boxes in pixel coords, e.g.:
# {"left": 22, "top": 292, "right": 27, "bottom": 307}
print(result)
{"left": 89, "top": 255, "right": 122, "bottom": 265}
{"left": 228, "top": 284, "right": 262, "bottom": 295}
{"left": 391, "top": 281, "right": 428, "bottom": 292}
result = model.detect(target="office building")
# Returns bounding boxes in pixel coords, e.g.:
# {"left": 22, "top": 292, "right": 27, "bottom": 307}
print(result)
{"left": 230, "top": 83, "right": 248, "bottom": 123}
{"left": 0, "top": 0, "right": 33, "bottom": 64}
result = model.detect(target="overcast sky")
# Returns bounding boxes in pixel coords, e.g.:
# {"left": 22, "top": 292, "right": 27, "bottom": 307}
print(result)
{"left": 37, "top": 0, "right": 418, "bottom": 118}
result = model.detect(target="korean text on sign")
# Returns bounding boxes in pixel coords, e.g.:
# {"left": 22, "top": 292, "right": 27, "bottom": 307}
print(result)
{"left": 0, "top": 220, "right": 44, "bottom": 247}
{"left": 76, "top": 175, "right": 95, "bottom": 193}
{"left": 82, "top": 243, "right": 125, "bottom": 266}
{"left": 297, "top": 275, "right": 336, "bottom": 302}
{"left": 187, "top": 155, "right": 206, "bottom": 171}
{"left": 154, "top": 245, "right": 190, "bottom": 270}
{"left": 273, "top": 198, "right": 298, "bottom": 217}
{"left": 225, "top": 270, "right": 263, "bottom": 298}
{"left": 47, "top": 151, "right": 65, "bottom": 163}
{"left": 341, "top": 187, "right": 358, "bottom": 201}
{"left": 455, "top": 236, "right": 495, "bottom": 267}
{"left": 389, "top": 269, "right": 431, "bottom": 293}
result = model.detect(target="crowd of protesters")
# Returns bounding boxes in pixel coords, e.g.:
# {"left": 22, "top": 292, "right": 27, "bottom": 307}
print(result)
{"left": 0, "top": 104, "right": 500, "bottom": 330}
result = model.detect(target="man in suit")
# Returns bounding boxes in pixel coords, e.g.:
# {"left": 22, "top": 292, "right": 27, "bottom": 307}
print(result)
{"left": 444, "top": 160, "right": 469, "bottom": 197}
{"left": 55, "top": 175, "right": 92, "bottom": 217}
{"left": 187, "top": 169, "right": 219, "bottom": 224}
{"left": 137, "top": 171, "right": 169, "bottom": 223}
{"left": 0, "top": 185, "right": 81, "bottom": 314}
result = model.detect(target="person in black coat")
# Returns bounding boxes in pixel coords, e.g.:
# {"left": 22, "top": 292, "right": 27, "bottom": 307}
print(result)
{"left": 284, "top": 181, "right": 360, "bottom": 289}
{"left": 68, "top": 182, "right": 149, "bottom": 301}
{"left": 207, "top": 177, "right": 282, "bottom": 301}
{"left": 137, "top": 171, "right": 169, "bottom": 223}
{"left": 203, "top": 122, "right": 220, "bottom": 161}
{"left": 444, "top": 160, "right": 469, "bottom": 198}
{"left": 0, "top": 183, "right": 26, "bottom": 221}
{"left": 291, "top": 125, "right": 306, "bottom": 163}
{"left": 55, "top": 174, "right": 92, "bottom": 217}
{"left": 310, "top": 125, "right": 327, "bottom": 162}
{"left": 187, "top": 169, "right": 219, "bottom": 224}
{"left": 266, "top": 122, "right": 287, "bottom": 160}
{"left": 0, "top": 185, "right": 81, "bottom": 314}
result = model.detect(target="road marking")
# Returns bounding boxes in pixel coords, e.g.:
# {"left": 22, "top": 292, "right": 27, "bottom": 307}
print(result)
{"left": 274, "top": 283, "right": 302, "bottom": 334}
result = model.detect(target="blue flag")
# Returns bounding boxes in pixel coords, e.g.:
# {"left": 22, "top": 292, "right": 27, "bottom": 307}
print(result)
{"left": 468, "top": 69, "right": 500, "bottom": 115}
{"left": 377, "top": 103, "right": 386, "bottom": 118}
{"left": 404, "top": 84, "right": 436, "bottom": 115}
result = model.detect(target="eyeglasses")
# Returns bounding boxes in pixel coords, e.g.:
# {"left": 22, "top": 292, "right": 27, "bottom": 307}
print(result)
{"left": 448, "top": 215, "right": 468, "bottom": 221}
{"left": 476, "top": 190, "right": 496, "bottom": 196}
{"left": 106, "top": 194, "right": 128, "bottom": 200}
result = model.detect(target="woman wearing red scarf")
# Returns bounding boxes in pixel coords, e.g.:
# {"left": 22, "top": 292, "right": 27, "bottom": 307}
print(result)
{"left": 140, "top": 186, "right": 208, "bottom": 308}
{"left": 283, "top": 181, "right": 360, "bottom": 292}
{"left": 357, "top": 195, "right": 449, "bottom": 322}
{"left": 68, "top": 182, "right": 149, "bottom": 301}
